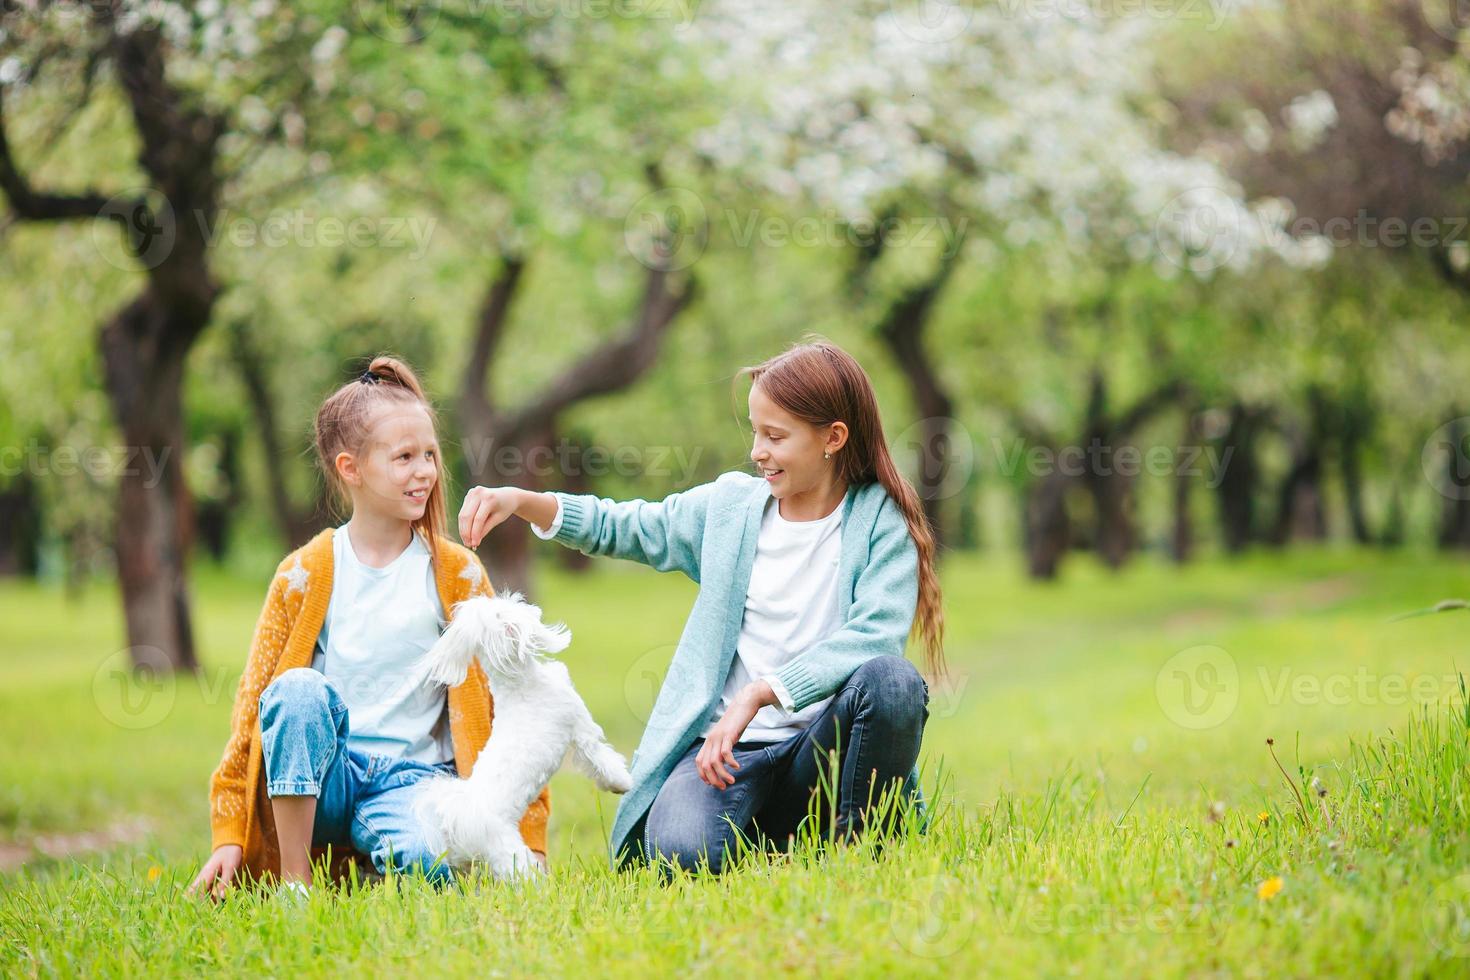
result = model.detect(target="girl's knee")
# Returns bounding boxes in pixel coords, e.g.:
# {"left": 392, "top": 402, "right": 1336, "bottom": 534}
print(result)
{"left": 260, "top": 668, "right": 329, "bottom": 713}
{"left": 644, "top": 812, "right": 742, "bottom": 875}
{"left": 850, "top": 657, "right": 928, "bottom": 726}
{"left": 258, "top": 669, "right": 343, "bottom": 749}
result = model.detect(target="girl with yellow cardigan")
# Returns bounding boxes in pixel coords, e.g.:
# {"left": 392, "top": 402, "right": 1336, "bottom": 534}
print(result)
{"left": 190, "top": 356, "right": 548, "bottom": 898}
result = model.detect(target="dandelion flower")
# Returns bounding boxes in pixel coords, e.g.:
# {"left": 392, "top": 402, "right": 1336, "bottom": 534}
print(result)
{"left": 147, "top": 865, "right": 162, "bottom": 882}
{"left": 1257, "top": 811, "right": 1270, "bottom": 826}
{"left": 1257, "top": 876, "right": 1284, "bottom": 901}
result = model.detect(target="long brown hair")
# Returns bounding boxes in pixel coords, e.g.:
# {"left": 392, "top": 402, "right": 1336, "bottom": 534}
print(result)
{"left": 313, "top": 354, "right": 451, "bottom": 559}
{"left": 736, "top": 338, "right": 946, "bottom": 678}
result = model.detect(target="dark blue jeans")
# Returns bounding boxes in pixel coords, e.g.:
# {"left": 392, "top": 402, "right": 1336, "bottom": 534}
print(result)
{"left": 639, "top": 656, "right": 930, "bottom": 875}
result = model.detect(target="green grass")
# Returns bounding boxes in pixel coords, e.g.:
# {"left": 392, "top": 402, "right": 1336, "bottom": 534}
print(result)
{"left": 4, "top": 546, "right": 1470, "bottom": 976}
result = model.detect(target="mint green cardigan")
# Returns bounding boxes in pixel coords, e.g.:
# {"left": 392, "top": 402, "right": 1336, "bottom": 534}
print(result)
{"left": 546, "top": 470, "right": 922, "bottom": 866}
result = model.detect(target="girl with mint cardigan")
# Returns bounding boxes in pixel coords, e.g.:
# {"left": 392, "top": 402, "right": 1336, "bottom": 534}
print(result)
{"left": 461, "top": 340, "right": 946, "bottom": 873}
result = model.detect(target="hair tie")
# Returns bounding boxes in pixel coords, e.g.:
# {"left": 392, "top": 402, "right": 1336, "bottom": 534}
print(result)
{"left": 359, "top": 370, "right": 381, "bottom": 385}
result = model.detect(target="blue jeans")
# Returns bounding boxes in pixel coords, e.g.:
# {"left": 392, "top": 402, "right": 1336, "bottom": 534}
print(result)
{"left": 639, "top": 656, "right": 930, "bottom": 875}
{"left": 258, "top": 668, "right": 457, "bottom": 885}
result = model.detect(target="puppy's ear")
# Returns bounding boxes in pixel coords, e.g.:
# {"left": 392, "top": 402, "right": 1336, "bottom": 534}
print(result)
{"left": 415, "top": 601, "right": 483, "bottom": 687}
{"left": 530, "top": 618, "right": 572, "bottom": 655}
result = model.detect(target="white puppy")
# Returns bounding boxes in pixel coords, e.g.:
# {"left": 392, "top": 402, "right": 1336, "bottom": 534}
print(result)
{"left": 411, "top": 592, "right": 631, "bottom": 881}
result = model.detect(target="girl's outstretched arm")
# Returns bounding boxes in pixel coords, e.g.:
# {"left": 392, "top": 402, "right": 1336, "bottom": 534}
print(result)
{"left": 461, "top": 481, "right": 720, "bottom": 581}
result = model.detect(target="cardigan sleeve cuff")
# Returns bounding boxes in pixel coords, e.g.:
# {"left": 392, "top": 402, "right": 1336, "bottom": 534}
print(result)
{"left": 773, "top": 659, "right": 826, "bottom": 712}
{"left": 529, "top": 496, "right": 563, "bottom": 540}
{"left": 551, "top": 492, "right": 591, "bottom": 547}
{"left": 760, "top": 673, "right": 797, "bottom": 712}
{"left": 210, "top": 826, "right": 247, "bottom": 852}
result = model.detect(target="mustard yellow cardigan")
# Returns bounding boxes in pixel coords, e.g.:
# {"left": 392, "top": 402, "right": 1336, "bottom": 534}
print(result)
{"left": 208, "top": 527, "right": 550, "bottom": 879}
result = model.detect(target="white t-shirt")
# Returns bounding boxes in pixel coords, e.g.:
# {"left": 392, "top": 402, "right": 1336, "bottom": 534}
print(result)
{"left": 310, "top": 526, "right": 454, "bottom": 764}
{"left": 531, "top": 492, "right": 845, "bottom": 743}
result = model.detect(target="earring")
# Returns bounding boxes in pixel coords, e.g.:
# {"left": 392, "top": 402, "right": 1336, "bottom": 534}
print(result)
{"left": 824, "top": 451, "right": 831, "bottom": 459}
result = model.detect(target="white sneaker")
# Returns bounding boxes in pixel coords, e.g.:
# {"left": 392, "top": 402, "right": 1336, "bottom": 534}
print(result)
{"left": 277, "top": 879, "right": 310, "bottom": 903}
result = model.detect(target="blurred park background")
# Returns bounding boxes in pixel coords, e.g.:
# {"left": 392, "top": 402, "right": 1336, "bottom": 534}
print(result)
{"left": 5, "top": 0, "right": 1470, "bottom": 973}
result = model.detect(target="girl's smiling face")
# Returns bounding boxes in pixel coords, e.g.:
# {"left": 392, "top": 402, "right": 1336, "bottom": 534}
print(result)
{"left": 748, "top": 383, "right": 847, "bottom": 498}
{"left": 336, "top": 403, "right": 440, "bottom": 520}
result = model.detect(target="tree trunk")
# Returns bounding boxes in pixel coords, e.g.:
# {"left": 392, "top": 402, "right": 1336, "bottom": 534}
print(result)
{"left": 1338, "top": 389, "right": 1375, "bottom": 545}
{"left": 231, "top": 321, "right": 331, "bottom": 548}
{"left": 458, "top": 256, "right": 694, "bottom": 598}
{"left": 1087, "top": 457, "right": 1135, "bottom": 570}
{"left": 0, "top": 471, "right": 41, "bottom": 577}
{"left": 1170, "top": 413, "right": 1197, "bottom": 564}
{"left": 1, "top": 23, "right": 225, "bottom": 671}
{"left": 1080, "top": 372, "right": 1181, "bottom": 570}
{"left": 471, "top": 423, "right": 551, "bottom": 598}
{"left": 1380, "top": 479, "right": 1405, "bottom": 548}
{"left": 1024, "top": 468, "right": 1071, "bottom": 580}
{"left": 1270, "top": 390, "right": 1329, "bottom": 546}
{"left": 874, "top": 248, "right": 963, "bottom": 550}
{"left": 555, "top": 425, "right": 595, "bottom": 573}
{"left": 1437, "top": 413, "right": 1470, "bottom": 550}
{"left": 100, "top": 307, "right": 204, "bottom": 674}
{"left": 954, "top": 463, "right": 982, "bottom": 551}
{"left": 194, "top": 426, "right": 241, "bottom": 561}
{"left": 1339, "top": 430, "right": 1372, "bottom": 545}
{"left": 1270, "top": 452, "right": 1327, "bottom": 545}
{"left": 1214, "top": 402, "right": 1262, "bottom": 553}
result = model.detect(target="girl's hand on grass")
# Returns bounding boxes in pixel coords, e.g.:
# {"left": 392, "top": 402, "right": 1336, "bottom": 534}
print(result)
{"left": 189, "top": 844, "right": 243, "bottom": 901}
{"left": 459, "top": 486, "right": 522, "bottom": 548}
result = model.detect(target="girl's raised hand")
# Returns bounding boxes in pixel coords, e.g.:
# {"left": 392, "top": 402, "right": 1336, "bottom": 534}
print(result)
{"left": 459, "top": 486, "right": 521, "bottom": 548}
